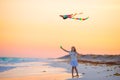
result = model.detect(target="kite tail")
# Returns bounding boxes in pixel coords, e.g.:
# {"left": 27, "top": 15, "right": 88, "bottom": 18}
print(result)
{"left": 85, "top": 17, "right": 89, "bottom": 20}
{"left": 71, "top": 17, "right": 89, "bottom": 21}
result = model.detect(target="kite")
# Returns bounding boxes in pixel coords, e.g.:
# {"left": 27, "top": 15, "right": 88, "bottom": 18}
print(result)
{"left": 59, "top": 13, "right": 89, "bottom": 21}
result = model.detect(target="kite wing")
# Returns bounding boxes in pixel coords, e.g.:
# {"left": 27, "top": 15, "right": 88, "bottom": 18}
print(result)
{"left": 59, "top": 14, "right": 73, "bottom": 19}
{"left": 59, "top": 15, "right": 68, "bottom": 19}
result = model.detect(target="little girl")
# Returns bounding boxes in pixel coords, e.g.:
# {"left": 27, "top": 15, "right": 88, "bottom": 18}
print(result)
{"left": 60, "top": 46, "right": 80, "bottom": 78}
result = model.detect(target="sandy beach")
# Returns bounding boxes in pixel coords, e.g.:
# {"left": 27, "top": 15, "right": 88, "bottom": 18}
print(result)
{"left": 0, "top": 73, "right": 72, "bottom": 80}
{"left": 0, "top": 58, "right": 120, "bottom": 80}
{"left": 0, "top": 59, "right": 82, "bottom": 80}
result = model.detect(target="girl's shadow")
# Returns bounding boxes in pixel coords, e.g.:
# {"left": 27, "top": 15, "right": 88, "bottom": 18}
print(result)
{"left": 66, "top": 77, "right": 81, "bottom": 80}
{"left": 66, "top": 75, "right": 82, "bottom": 80}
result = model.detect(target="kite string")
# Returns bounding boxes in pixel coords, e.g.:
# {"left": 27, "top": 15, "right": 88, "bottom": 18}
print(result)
{"left": 72, "top": 12, "right": 83, "bottom": 17}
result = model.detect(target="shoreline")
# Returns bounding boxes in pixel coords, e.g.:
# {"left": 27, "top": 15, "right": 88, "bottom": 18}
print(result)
{"left": 0, "top": 58, "right": 120, "bottom": 80}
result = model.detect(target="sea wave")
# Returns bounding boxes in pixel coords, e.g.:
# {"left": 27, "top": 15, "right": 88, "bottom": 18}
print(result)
{"left": 0, "top": 57, "right": 47, "bottom": 64}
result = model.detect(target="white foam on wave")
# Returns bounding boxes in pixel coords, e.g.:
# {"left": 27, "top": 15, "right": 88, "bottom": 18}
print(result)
{"left": 0, "top": 62, "right": 48, "bottom": 67}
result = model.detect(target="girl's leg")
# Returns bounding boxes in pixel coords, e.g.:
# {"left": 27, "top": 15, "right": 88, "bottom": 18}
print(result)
{"left": 75, "top": 67, "right": 79, "bottom": 76}
{"left": 72, "top": 66, "right": 75, "bottom": 78}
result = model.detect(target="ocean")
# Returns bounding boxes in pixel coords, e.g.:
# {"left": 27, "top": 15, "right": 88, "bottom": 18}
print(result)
{"left": 0, "top": 57, "right": 50, "bottom": 72}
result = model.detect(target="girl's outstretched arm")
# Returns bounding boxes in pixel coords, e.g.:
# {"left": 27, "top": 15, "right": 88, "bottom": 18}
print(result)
{"left": 76, "top": 52, "right": 81, "bottom": 56}
{"left": 60, "top": 46, "right": 69, "bottom": 53}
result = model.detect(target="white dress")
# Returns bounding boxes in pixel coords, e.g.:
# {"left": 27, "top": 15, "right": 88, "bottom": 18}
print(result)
{"left": 69, "top": 51, "right": 78, "bottom": 67}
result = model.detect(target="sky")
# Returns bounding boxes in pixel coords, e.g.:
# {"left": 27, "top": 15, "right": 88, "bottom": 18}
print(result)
{"left": 0, "top": 0, "right": 120, "bottom": 58}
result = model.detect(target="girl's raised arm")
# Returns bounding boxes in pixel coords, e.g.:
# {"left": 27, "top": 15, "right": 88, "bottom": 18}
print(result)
{"left": 76, "top": 52, "right": 81, "bottom": 56}
{"left": 60, "top": 46, "right": 69, "bottom": 53}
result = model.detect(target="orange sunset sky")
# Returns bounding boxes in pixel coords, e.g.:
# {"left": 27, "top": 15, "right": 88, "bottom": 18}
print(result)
{"left": 0, "top": 0, "right": 120, "bottom": 58}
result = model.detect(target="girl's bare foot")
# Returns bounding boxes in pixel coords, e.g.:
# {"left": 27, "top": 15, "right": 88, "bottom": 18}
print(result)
{"left": 75, "top": 75, "right": 79, "bottom": 78}
{"left": 72, "top": 75, "right": 74, "bottom": 78}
